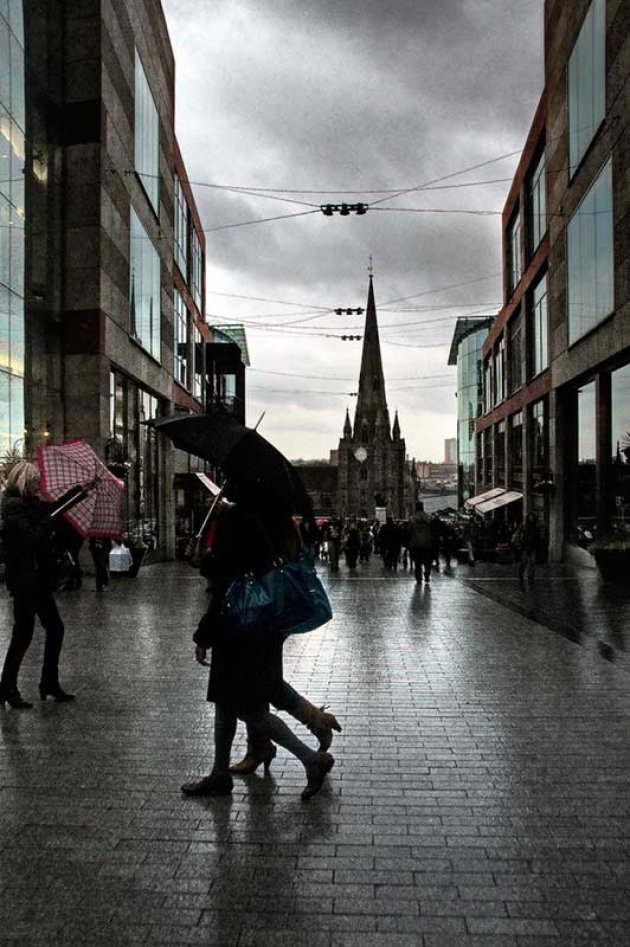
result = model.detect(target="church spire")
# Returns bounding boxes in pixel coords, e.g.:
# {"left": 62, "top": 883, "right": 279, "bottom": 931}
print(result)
{"left": 392, "top": 410, "right": 401, "bottom": 441}
{"left": 353, "top": 270, "right": 390, "bottom": 436}
{"left": 343, "top": 407, "right": 352, "bottom": 438}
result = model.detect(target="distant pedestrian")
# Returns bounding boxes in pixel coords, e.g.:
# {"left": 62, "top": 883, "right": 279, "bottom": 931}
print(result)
{"left": 379, "top": 517, "right": 401, "bottom": 570}
{"left": 344, "top": 520, "right": 361, "bottom": 569}
{"left": 89, "top": 537, "right": 113, "bottom": 591}
{"left": 408, "top": 501, "right": 437, "bottom": 584}
{"left": 518, "top": 512, "right": 541, "bottom": 585}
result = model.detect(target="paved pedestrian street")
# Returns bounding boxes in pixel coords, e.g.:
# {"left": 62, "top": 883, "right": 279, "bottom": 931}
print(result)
{"left": 2, "top": 560, "right": 630, "bottom": 946}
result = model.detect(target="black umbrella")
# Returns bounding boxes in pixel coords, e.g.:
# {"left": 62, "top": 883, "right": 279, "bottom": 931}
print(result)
{"left": 150, "top": 413, "right": 313, "bottom": 519}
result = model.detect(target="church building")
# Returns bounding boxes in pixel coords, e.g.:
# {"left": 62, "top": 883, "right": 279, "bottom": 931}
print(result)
{"left": 296, "top": 273, "right": 416, "bottom": 519}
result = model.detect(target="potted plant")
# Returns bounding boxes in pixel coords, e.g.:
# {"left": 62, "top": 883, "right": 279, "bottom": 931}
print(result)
{"left": 590, "top": 522, "right": 630, "bottom": 581}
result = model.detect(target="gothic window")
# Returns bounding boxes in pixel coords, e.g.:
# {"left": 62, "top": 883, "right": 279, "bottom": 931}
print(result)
{"left": 372, "top": 377, "right": 379, "bottom": 391}
{"left": 360, "top": 468, "right": 367, "bottom": 481}
{"left": 361, "top": 423, "right": 368, "bottom": 443}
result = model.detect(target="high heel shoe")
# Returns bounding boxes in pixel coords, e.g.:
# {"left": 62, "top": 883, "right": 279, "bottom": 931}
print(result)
{"left": 0, "top": 686, "right": 33, "bottom": 710}
{"left": 229, "top": 740, "right": 277, "bottom": 775}
{"left": 301, "top": 751, "right": 335, "bottom": 801}
{"left": 293, "top": 698, "right": 342, "bottom": 752}
{"left": 39, "top": 685, "right": 75, "bottom": 702}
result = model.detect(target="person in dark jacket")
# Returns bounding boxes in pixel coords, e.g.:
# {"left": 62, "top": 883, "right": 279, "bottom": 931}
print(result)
{"left": 408, "top": 501, "right": 438, "bottom": 583}
{"left": 181, "top": 500, "right": 335, "bottom": 801}
{"left": 89, "top": 537, "right": 113, "bottom": 591}
{"left": 0, "top": 461, "right": 96, "bottom": 709}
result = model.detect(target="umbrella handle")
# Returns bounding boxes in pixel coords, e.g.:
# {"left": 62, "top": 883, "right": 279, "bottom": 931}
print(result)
{"left": 195, "top": 486, "right": 225, "bottom": 539}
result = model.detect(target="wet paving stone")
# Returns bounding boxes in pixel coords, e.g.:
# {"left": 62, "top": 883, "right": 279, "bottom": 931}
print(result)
{"left": 1, "top": 558, "right": 630, "bottom": 942}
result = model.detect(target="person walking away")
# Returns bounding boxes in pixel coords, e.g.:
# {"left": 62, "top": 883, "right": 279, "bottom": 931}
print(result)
{"left": 344, "top": 520, "right": 361, "bottom": 569}
{"left": 358, "top": 522, "right": 373, "bottom": 563}
{"left": 0, "top": 461, "right": 96, "bottom": 708}
{"left": 181, "top": 499, "right": 335, "bottom": 801}
{"left": 325, "top": 520, "right": 341, "bottom": 572}
{"left": 518, "top": 512, "right": 541, "bottom": 585}
{"left": 89, "top": 537, "right": 113, "bottom": 591}
{"left": 378, "top": 517, "right": 400, "bottom": 570}
{"left": 408, "top": 501, "right": 437, "bottom": 584}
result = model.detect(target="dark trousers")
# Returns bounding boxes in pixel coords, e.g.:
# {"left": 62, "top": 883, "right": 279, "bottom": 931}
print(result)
{"left": 90, "top": 546, "right": 110, "bottom": 589}
{"left": 0, "top": 588, "right": 65, "bottom": 692}
{"left": 411, "top": 550, "right": 433, "bottom": 582}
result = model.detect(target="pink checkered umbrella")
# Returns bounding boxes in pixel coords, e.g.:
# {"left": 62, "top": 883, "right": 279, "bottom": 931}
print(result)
{"left": 37, "top": 439, "right": 124, "bottom": 539}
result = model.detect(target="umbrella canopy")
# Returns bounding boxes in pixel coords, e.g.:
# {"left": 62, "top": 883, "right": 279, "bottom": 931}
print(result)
{"left": 37, "top": 439, "right": 125, "bottom": 539}
{"left": 150, "top": 414, "right": 313, "bottom": 519}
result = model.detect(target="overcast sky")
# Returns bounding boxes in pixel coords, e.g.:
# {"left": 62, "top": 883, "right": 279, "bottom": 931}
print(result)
{"left": 162, "top": 0, "right": 544, "bottom": 462}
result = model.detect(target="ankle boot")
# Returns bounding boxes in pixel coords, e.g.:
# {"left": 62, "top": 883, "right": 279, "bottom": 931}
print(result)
{"left": 292, "top": 697, "right": 342, "bottom": 752}
{"left": 0, "top": 685, "right": 33, "bottom": 710}
{"left": 302, "top": 752, "right": 335, "bottom": 801}
{"left": 229, "top": 740, "right": 277, "bottom": 774}
{"left": 39, "top": 683, "right": 75, "bottom": 702}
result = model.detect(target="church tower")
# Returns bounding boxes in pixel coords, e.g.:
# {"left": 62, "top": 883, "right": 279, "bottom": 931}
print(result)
{"left": 336, "top": 270, "right": 413, "bottom": 519}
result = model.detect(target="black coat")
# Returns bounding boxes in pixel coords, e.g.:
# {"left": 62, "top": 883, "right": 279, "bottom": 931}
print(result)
{"left": 193, "top": 505, "right": 294, "bottom": 711}
{"left": 1, "top": 488, "right": 58, "bottom": 594}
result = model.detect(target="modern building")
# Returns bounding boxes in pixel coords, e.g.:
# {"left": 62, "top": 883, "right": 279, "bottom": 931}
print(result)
{"left": 4, "top": 0, "right": 235, "bottom": 559}
{"left": 448, "top": 315, "right": 494, "bottom": 507}
{"left": 545, "top": 0, "right": 630, "bottom": 559}
{"left": 474, "top": 94, "right": 550, "bottom": 532}
{"left": 444, "top": 438, "right": 457, "bottom": 465}
{"left": 473, "top": 0, "right": 630, "bottom": 562}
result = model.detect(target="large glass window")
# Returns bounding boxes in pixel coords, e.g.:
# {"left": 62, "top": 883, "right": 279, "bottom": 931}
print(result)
{"left": 192, "top": 324, "right": 204, "bottom": 401}
{"left": 527, "top": 150, "right": 546, "bottom": 254}
{"left": 530, "top": 274, "right": 548, "bottom": 377}
{"left": 531, "top": 399, "right": 548, "bottom": 486}
{"left": 568, "top": 0, "right": 605, "bottom": 175}
{"left": 134, "top": 50, "right": 159, "bottom": 212}
{"left": 130, "top": 208, "right": 161, "bottom": 360}
{"left": 507, "top": 210, "right": 522, "bottom": 295}
{"left": 509, "top": 411, "right": 524, "bottom": 490}
{"left": 483, "top": 359, "right": 493, "bottom": 414}
{"left": 494, "top": 336, "right": 505, "bottom": 405}
{"left": 567, "top": 159, "right": 614, "bottom": 344}
{"left": 173, "top": 289, "right": 188, "bottom": 388}
{"left": 483, "top": 427, "right": 493, "bottom": 485}
{"left": 507, "top": 309, "right": 523, "bottom": 394}
{"left": 174, "top": 174, "right": 188, "bottom": 277}
{"left": 0, "top": 4, "right": 24, "bottom": 454}
{"left": 496, "top": 420, "right": 506, "bottom": 485}
{"left": 611, "top": 364, "right": 630, "bottom": 524}
{"left": 109, "top": 369, "right": 161, "bottom": 548}
{"left": 576, "top": 381, "right": 597, "bottom": 527}
{"left": 191, "top": 230, "right": 203, "bottom": 311}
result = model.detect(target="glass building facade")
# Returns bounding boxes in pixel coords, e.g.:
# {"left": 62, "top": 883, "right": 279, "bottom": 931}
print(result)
{"left": 452, "top": 318, "right": 492, "bottom": 505}
{"left": 0, "top": 0, "right": 24, "bottom": 454}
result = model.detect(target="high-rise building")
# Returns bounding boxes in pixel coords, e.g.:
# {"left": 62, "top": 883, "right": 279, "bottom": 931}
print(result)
{"left": 444, "top": 438, "right": 457, "bottom": 465}
{"left": 3, "top": 1, "right": 248, "bottom": 559}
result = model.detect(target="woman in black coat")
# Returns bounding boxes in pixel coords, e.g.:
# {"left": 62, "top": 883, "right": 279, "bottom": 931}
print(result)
{"left": 0, "top": 461, "right": 94, "bottom": 709}
{"left": 181, "top": 500, "right": 335, "bottom": 801}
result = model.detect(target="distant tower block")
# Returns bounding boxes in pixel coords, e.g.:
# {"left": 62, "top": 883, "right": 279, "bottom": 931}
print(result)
{"left": 445, "top": 438, "right": 457, "bottom": 465}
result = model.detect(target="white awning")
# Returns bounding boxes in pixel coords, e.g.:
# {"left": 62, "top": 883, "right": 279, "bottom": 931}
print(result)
{"left": 465, "top": 487, "right": 506, "bottom": 508}
{"left": 476, "top": 490, "right": 523, "bottom": 514}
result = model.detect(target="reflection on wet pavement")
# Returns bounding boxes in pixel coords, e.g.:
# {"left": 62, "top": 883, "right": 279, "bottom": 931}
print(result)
{"left": 0, "top": 558, "right": 630, "bottom": 943}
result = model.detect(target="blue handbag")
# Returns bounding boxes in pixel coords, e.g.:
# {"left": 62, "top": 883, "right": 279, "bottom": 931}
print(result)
{"left": 224, "top": 551, "right": 332, "bottom": 639}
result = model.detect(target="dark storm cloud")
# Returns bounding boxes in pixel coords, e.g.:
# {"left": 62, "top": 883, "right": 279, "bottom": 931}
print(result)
{"left": 163, "top": 0, "right": 543, "bottom": 459}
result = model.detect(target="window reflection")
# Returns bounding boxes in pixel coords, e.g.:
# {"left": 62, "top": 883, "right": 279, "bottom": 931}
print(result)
{"left": 577, "top": 381, "right": 596, "bottom": 525}
{"left": 611, "top": 364, "right": 630, "bottom": 523}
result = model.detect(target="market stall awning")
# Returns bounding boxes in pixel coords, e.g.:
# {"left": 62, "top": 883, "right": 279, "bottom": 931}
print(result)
{"left": 465, "top": 487, "right": 506, "bottom": 508}
{"left": 476, "top": 490, "right": 523, "bottom": 514}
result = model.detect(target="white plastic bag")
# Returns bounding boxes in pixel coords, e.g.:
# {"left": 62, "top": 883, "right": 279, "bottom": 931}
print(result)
{"left": 109, "top": 542, "right": 132, "bottom": 573}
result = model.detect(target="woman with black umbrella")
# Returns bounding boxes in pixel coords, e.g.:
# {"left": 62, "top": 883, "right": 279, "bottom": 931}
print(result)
{"left": 181, "top": 496, "right": 335, "bottom": 801}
